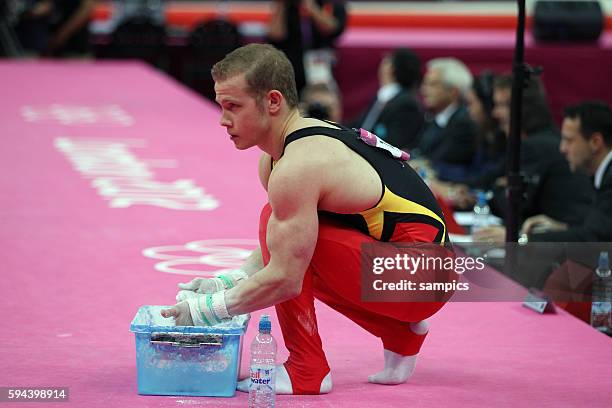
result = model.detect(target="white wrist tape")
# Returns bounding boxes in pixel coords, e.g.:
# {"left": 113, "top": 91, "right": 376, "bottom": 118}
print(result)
{"left": 187, "top": 292, "right": 231, "bottom": 326}
{"left": 208, "top": 277, "right": 226, "bottom": 292}
{"left": 216, "top": 269, "right": 249, "bottom": 289}
{"left": 211, "top": 291, "right": 231, "bottom": 320}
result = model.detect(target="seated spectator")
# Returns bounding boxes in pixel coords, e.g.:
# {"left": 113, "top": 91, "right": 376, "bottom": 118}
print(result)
{"left": 429, "top": 71, "right": 506, "bottom": 208}
{"left": 349, "top": 48, "right": 424, "bottom": 149}
{"left": 299, "top": 82, "right": 342, "bottom": 123}
{"left": 416, "top": 57, "right": 477, "bottom": 180}
{"left": 522, "top": 101, "right": 612, "bottom": 242}
{"left": 474, "top": 77, "right": 595, "bottom": 242}
{"left": 463, "top": 71, "right": 506, "bottom": 186}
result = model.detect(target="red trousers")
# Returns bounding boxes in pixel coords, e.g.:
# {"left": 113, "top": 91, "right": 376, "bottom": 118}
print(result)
{"left": 258, "top": 204, "right": 447, "bottom": 394}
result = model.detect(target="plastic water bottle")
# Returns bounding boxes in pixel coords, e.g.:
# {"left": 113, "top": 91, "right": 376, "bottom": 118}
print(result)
{"left": 591, "top": 251, "right": 612, "bottom": 334}
{"left": 417, "top": 168, "right": 429, "bottom": 185}
{"left": 472, "top": 191, "right": 491, "bottom": 232}
{"left": 248, "top": 315, "right": 277, "bottom": 408}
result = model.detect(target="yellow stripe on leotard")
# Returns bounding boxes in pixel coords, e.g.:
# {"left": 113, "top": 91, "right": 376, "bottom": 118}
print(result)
{"left": 359, "top": 186, "right": 447, "bottom": 243}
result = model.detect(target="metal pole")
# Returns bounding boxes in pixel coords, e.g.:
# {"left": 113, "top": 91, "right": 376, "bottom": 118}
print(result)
{"left": 506, "top": 0, "right": 527, "bottom": 243}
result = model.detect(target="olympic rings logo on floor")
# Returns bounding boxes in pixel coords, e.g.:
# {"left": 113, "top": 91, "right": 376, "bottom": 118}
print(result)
{"left": 142, "top": 239, "right": 259, "bottom": 276}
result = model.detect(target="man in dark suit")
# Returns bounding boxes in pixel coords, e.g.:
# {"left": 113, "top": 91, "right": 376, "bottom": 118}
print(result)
{"left": 508, "top": 101, "right": 611, "bottom": 295}
{"left": 417, "top": 57, "right": 477, "bottom": 181}
{"left": 522, "top": 101, "right": 612, "bottom": 242}
{"left": 350, "top": 48, "right": 424, "bottom": 150}
{"left": 474, "top": 78, "right": 594, "bottom": 243}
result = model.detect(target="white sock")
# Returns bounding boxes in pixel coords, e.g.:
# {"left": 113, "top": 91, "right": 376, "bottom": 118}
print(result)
{"left": 367, "top": 350, "right": 418, "bottom": 385}
{"left": 237, "top": 364, "right": 332, "bottom": 394}
{"left": 368, "top": 320, "right": 429, "bottom": 385}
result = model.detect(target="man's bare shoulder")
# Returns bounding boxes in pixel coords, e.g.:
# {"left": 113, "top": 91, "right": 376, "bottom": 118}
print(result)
{"left": 270, "top": 142, "right": 327, "bottom": 182}
{"left": 267, "top": 135, "right": 338, "bottom": 189}
{"left": 270, "top": 125, "right": 382, "bottom": 214}
{"left": 266, "top": 144, "right": 325, "bottom": 218}
{"left": 283, "top": 131, "right": 349, "bottom": 165}
{"left": 271, "top": 136, "right": 345, "bottom": 183}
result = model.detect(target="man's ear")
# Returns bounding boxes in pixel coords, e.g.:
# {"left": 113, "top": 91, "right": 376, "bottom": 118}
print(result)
{"left": 450, "top": 87, "right": 461, "bottom": 102}
{"left": 267, "top": 90, "right": 284, "bottom": 114}
{"left": 589, "top": 132, "right": 605, "bottom": 153}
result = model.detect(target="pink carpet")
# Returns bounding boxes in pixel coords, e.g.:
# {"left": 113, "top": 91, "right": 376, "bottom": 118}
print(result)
{"left": 1, "top": 60, "right": 610, "bottom": 407}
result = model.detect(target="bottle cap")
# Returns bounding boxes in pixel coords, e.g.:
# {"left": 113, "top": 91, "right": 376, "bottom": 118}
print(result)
{"left": 259, "top": 314, "right": 272, "bottom": 333}
{"left": 477, "top": 191, "right": 487, "bottom": 206}
{"left": 598, "top": 251, "right": 609, "bottom": 270}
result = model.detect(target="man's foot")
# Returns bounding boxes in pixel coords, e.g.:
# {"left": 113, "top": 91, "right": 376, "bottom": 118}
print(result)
{"left": 237, "top": 364, "right": 332, "bottom": 394}
{"left": 368, "top": 320, "right": 429, "bottom": 385}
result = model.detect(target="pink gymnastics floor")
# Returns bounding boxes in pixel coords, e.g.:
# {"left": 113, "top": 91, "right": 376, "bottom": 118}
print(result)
{"left": 1, "top": 60, "right": 610, "bottom": 407}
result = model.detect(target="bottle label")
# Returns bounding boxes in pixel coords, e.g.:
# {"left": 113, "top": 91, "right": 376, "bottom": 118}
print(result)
{"left": 591, "top": 301, "right": 611, "bottom": 330}
{"left": 250, "top": 365, "right": 275, "bottom": 387}
{"left": 592, "top": 301, "right": 612, "bottom": 315}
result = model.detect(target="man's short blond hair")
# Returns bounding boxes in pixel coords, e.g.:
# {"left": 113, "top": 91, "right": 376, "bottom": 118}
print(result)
{"left": 211, "top": 44, "right": 299, "bottom": 108}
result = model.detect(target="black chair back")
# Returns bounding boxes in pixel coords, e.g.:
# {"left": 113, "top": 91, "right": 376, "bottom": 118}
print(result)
{"left": 109, "top": 17, "right": 166, "bottom": 65}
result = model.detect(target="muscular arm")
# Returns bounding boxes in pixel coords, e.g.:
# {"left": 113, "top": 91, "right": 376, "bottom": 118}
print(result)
{"left": 229, "top": 154, "right": 269, "bottom": 278}
{"left": 240, "top": 248, "right": 264, "bottom": 276}
{"left": 224, "top": 159, "right": 320, "bottom": 315}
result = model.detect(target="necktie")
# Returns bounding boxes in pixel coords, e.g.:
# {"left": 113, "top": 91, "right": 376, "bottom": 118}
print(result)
{"left": 361, "top": 99, "right": 385, "bottom": 132}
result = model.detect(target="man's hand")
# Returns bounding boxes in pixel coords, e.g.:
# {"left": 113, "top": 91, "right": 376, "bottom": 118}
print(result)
{"left": 176, "top": 269, "right": 249, "bottom": 301}
{"left": 160, "top": 301, "right": 194, "bottom": 326}
{"left": 520, "top": 214, "right": 568, "bottom": 235}
{"left": 494, "top": 176, "right": 508, "bottom": 188}
{"left": 162, "top": 292, "right": 232, "bottom": 326}
{"left": 473, "top": 225, "right": 506, "bottom": 243}
{"left": 178, "top": 276, "right": 224, "bottom": 294}
{"left": 448, "top": 184, "right": 476, "bottom": 210}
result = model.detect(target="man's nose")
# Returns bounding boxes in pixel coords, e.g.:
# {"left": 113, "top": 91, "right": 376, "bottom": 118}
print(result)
{"left": 219, "top": 115, "right": 231, "bottom": 127}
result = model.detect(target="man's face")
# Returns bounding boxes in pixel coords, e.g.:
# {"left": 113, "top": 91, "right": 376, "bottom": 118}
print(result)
{"left": 465, "top": 88, "right": 485, "bottom": 127}
{"left": 560, "top": 117, "right": 593, "bottom": 174}
{"left": 492, "top": 87, "right": 511, "bottom": 136}
{"left": 378, "top": 56, "right": 393, "bottom": 86}
{"left": 420, "top": 68, "right": 454, "bottom": 112}
{"left": 214, "top": 74, "right": 269, "bottom": 150}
